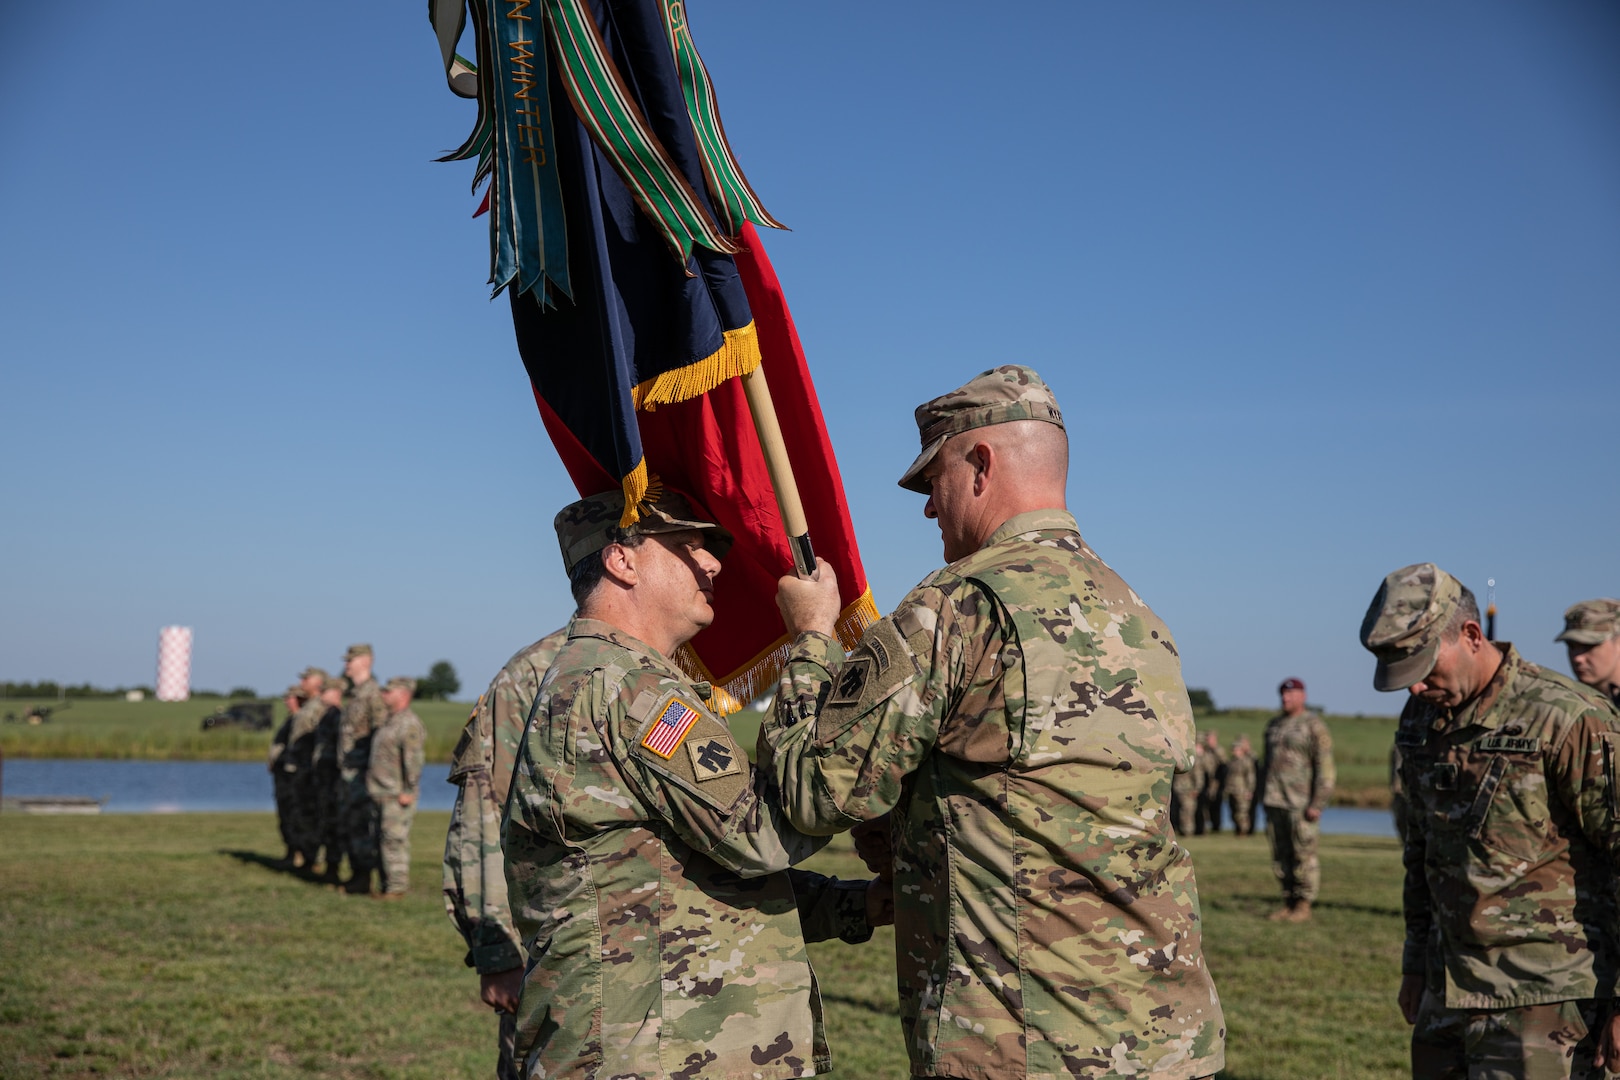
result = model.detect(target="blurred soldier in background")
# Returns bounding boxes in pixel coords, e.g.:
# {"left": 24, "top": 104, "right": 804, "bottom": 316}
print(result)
{"left": 1172, "top": 758, "right": 1200, "bottom": 837}
{"left": 279, "top": 666, "right": 328, "bottom": 868}
{"left": 1260, "top": 676, "right": 1334, "bottom": 922}
{"left": 1557, "top": 599, "right": 1620, "bottom": 710}
{"left": 1197, "top": 729, "right": 1228, "bottom": 833}
{"left": 310, "top": 674, "right": 347, "bottom": 881}
{"left": 1225, "top": 734, "right": 1257, "bottom": 836}
{"left": 338, "top": 644, "right": 388, "bottom": 895}
{"left": 268, "top": 684, "right": 306, "bottom": 866}
{"left": 443, "top": 627, "right": 567, "bottom": 1080}
{"left": 1363, "top": 564, "right": 1620, "bottom": 1078}
{"left": 368, "top": 676, "right": 426, "bottom": 900}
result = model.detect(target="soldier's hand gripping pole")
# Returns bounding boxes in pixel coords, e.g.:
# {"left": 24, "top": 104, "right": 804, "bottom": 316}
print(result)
{"left": 741, "top": 366, "right": 816, "bottom": 578}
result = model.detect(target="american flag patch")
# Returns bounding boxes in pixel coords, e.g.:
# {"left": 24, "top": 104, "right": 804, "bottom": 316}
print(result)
{"left": 640, "top": 698, "right": 701, "bottom": 759}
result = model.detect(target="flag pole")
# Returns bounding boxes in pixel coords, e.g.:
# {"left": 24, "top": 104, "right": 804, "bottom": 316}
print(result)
{"left": 740, "top": 366, "right": 816, "bottom": 578}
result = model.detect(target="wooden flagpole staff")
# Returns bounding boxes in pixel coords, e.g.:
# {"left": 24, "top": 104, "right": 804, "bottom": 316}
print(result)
{"left": 740, "top": 367, "right": 816, "bottom": 579}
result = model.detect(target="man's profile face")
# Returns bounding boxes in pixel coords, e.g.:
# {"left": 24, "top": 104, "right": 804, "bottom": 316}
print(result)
{"left": 921, "top": 437, "right": 978, "bottom": 563}
{"left": 630, "top": 529, "right": 722, "bottom": 644}
{"left": 381, "top": 686, "right": 410, "bottom": 714}
{"left": 1280, "top": 687, "right": 1306, "bottom": 715}
{"left": 1567, "top": 636, "right": 1620, "bottom": 690}
{"left": 345, "top": 654, "right": 370, "bottom": 680}
{"left": 1407, "top": 627, "right": 1486, "bottom": 709}
{"left": 321, "top": 687, "right": 343, "bottom": 707}
{"left": 300, "top": 673, "right": 323, "bottom": 696}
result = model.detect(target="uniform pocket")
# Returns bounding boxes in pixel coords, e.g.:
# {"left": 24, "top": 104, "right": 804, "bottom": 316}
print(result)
{"left": 1474, "top": 753, "right": 1552, "bottom": 865}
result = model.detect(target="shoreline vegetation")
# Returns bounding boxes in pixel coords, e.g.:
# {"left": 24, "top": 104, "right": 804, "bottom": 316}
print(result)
{"left": 0, "top": 812, "right": 1409, "bottom": 1079}
{"left": 0, "top": 698, "right": 1400, "bottom": 808}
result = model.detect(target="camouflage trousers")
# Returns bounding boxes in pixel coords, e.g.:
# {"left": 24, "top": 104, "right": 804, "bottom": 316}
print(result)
{"left": 376, "top": 799, "right": 416, "bottom": 895}
{"left": 310, "top": 764, "right": 345, "bottom": 870}
{"left": 497, "top": 1009, "right": 519, "bottom": 1080}
{"left": 1412, "top": 991, "right": 1605, "bottom": 1079}
{"left": 342, "top": 774, "right": 379, "bottom": 872}
{"left": 1264, "top": 806, "right": 1319, "bottom": 903}
{"left": 1227, "top": 791, "right": 1255, "bottom": 835}
{"left": 273, "top": 770, "right": 297, "bottom": 851}
{"left": 1172, "top": 775, "right": 1199, "bottom": 837}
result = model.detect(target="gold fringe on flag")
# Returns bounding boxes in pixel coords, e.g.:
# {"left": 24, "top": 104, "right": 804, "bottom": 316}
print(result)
{"left": 618, "top": 459, "right": 651, "bottom": 527}
{"left": 672, "top": 586, "right": 883, "bottom": 716}
{"left": 632, "top": 321, "right": 761, "bottom": 411}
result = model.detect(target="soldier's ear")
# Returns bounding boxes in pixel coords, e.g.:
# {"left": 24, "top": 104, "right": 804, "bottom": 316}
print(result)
{"left": 600, "top": 543, "right": 638, "bottom": 587}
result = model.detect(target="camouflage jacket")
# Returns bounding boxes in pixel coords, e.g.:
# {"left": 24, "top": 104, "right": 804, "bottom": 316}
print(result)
{"left": 1259, "top": 710, "right": 1334, "bottom": 812}
{"left": 504, "top": 618, "right": 850, "bottom": 1079}
{"left": 1223, "top": 753, "right": 1256, "bottom": 798}
{"left": 1197, "top": 745, "right": 1227, "bottom": 799}
{"left": 281, "top": 696, "right": 325, "bottom": 774}
{"left": 311, "top": 705, "right": 341, "bottom": 770}
{"left": 268, "top": 711, "right": 294, "bottom": 772}
{"left": 1397, "top": 644, "right": 1620, "bottom": 1008}
{"left": 763, "top": 509, "right": 1226, "bottom": 1080}
{"left": 338, "top": 676, "right": 387, "bottom": 779}
{"left": 443, "top": 628, "right": 569, "bottom": 975}
{"left": 367, "top": 707, "right": 426, "bottom": 799}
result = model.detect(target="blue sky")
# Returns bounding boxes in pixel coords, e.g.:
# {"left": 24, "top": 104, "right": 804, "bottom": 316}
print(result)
{"left": 2, "top": 2, "right": 1616, "bottom": 714}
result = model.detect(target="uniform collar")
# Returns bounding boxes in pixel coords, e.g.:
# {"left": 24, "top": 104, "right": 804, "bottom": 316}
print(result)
{"left": 565, "top": 616, "right": 713, "bottom": 700}
{"left": 1443, "top": 642, "right": 1518, "bottom": 731}
{"left": 980, "top": 508, "right": 1078, "bottom": 551}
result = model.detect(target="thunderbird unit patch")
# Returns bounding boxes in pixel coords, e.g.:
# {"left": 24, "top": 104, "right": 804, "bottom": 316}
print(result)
{"left": 640, "top": 698, "right": 701, "bottom": 759}
{"left": 687, "top": 735, "right": 742, "bottom": 782}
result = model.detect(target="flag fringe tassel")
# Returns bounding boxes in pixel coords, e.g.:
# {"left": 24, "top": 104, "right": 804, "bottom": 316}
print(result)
{"left": 632, "top": 321, "right": 761, "bottom": 411}
{"left": 618, "top": 459, "right": 651, "bottom": 527}
{"left": 674, "top": 586, "right": 882, "bottom": 715}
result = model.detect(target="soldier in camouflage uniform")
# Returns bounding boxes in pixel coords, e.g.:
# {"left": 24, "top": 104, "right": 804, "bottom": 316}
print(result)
{"left": 1224, "top": 734, "right": 1257, "bottom": 836}
{"left": 504, "top": 487, "right": 887, "bottom": 1079}
{"left": 1361, "top": 563, "right": 1620, "bottom": 1079}
{"left": 278, "top": 666, "right": 328, "bottom": 867}
{"left": 368, "top": 676, "right": 426, "bottom": 899}
{"left": 309, "top": 674, "right": 347, "bottom": 880}
{"left": 767, "top": 366, "right": 1226, "bottom": 1080}
{"left": 443, "top": 627, "right": 567, "bottom": 1080}
{"left": 338, "top": 644, "right": 389, "bottom": 894}
{"left": 1171, "top": 758, "right": 1200, "bottom": 837}
{"left": 1557, "top": 599, "right": 1620, "bottom": 711}
{"left": 1196, "top": 730, "right": 1227, "bottom": 834}
{"left": 1259, "top": 676, "right": 1334, "bottom": 922}
{"left": 268, "top": 684, "right": 307, "bottom": 866}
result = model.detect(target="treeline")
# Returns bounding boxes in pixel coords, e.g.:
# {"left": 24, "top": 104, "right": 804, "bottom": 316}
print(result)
{"left": 0, "top": 682, "right": 259, "bottom": 700}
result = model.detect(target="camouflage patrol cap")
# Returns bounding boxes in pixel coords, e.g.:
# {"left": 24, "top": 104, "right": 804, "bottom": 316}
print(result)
{"left": 1359, "top": 563, "right": 1465, "bottom": 691}
{"left": 555, "top": 486, "right": 733, "bottom": 574}
{"left": 383, "top": 676, "right": 416, "bottom": 694}
{"left": 898, "top": 365, "right": 1066, "bottom": 494}
{"left": 1556, "top": 599, "right": 1620, "bottom": 645}
{"left": 322, "top": 675, "right": 347, "bottom": 693}
{"left": 344, "top": 644, "right": 372, "bottom": 660}
{"left": 299, "top": 666, "right": 328, "bottom": 682}
{"left": 283, "top": 684, "right": 304, "bottom": 699}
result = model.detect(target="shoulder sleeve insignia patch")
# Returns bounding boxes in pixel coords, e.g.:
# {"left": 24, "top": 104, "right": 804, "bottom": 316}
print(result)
{"left": 639, "top": 697, "right": 703, "bottom": 759}
{"left": 686, "top": 735, "right": 742, "bottom": 781}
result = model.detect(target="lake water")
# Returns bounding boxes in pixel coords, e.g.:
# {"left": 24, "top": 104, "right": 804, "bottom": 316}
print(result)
{"left": 0, "top": 759, "right": 1398, "bottom": 835}
{"left": 1, "top": 759, "right": 456, "bottom": 813}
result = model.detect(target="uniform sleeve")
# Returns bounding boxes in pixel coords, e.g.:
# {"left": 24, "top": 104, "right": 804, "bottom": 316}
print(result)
{"left": 403, "top": 720, "right": 426, "bottom": 794}
{"left": 441, "top": 704, "right": 525, "bottom": 973}
{"left": 788, "top": 869, "right": 874, "bottom": 945}
{"left": 761, "top": 585, "right": 960, "bottom": 835}
{"left": 1311, "top": 719, "right": 1336, "bottom": 813}
{"left": 1396, "top": 706, "right": 1431, "bottom": 976}
{"left": 1548, "top": 707, "right": 1620, "bottom": 958}
{"left": 268, "top": 717, "right": 290, "bottom": 769}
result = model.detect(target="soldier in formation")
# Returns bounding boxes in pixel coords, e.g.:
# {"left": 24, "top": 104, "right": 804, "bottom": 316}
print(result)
{"left": 368, "top": 676, "right": 426, "bottom": 899}
{"left": 267, "top": 666, "right": 328, "bottom": 868}
{"left": 1259, "top": 676, "right": 1334, "bottom": 922}
{"left": 1224, "top": 734, "right": 1257, "bottom": 836}
{"left": 1362, "top": 563, "right": 1620, "bottom": 1078}
{"left": 501, "top": 487, "right": 888, "bottom": 1078}
{"left": 1197, "top": 729, "right": 1228, "bottom": 833}
{"left": 309, "top": 674, "right": 347, "bottom": 880}
{"left": 1558, "top": 598, "right": 1620, "bottom": 710}
{"left": 268, "top": 683, "right": 305, "bottom": 865}
{"left": 767, "top": 366, "right": 1226, "bottom": 1079}
{"left": 337, "top": 644, "right": 389, "bottom": 895}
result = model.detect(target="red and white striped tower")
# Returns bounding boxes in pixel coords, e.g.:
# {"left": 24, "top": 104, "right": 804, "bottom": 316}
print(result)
{"left": 155, "top": 626, "right": 193, "bottom": 702}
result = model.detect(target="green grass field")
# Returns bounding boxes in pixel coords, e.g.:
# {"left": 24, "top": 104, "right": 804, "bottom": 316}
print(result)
{"left": 0, "top": 698, "right": 474, "bottom": 764}
{"left": 0, "top": 812, "right": 1409, "bottom": 1079}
